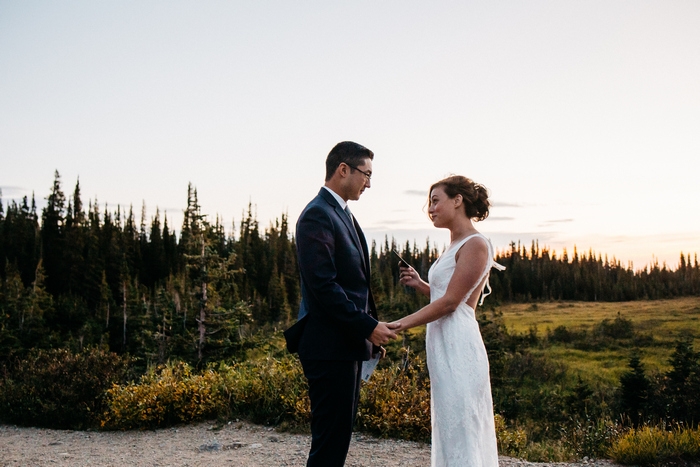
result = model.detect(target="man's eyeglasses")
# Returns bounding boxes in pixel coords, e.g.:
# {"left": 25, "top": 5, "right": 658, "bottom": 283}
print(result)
{"left": 346, "top": 164, "right": 372, "bottom": 181}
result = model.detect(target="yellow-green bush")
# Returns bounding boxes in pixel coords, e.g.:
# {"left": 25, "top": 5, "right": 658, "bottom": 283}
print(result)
{"left": 493, "top": 414, "right": 575, "bottom": 462}
{"left": 102, "top": 353, "right": 434, "bottom": 438}
{"left": 101, "top": 361, "right": 225, "bottom": 430}
{"left": 357, "top": 355, "right": 431, "bottom": 441}
{"left": 608, "top": 425, "right": 700, "bottom": 466}
{"left": 101, "top": 355, "right": 309, "bottom": 430}
{"left": 520, "top": 439, "right": 573, "bottom": 463}
{"left": 216, "top": 356, "right": 309, "bottom": 426}
{"left": 495, "top": 414, "right": 527, "bottom": 457}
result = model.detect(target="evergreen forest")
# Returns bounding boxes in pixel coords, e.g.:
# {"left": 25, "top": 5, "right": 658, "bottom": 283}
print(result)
{"left": 1, "top": 170, "right": 699, "bottom": 366}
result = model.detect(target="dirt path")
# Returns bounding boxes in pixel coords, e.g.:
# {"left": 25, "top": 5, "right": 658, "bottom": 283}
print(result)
{"left": 0, "top": 421, "right": 619, "bottom": 467}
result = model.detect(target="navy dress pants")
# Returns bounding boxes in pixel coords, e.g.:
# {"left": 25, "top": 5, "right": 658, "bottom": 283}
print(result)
{"left": 300, "top": 359, "right": 362, "bottom": 467}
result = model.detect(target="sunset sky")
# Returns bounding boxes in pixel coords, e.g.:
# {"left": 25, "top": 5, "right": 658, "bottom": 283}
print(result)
{"left": 1, "top": 1, "right": 698, "bottom": 270}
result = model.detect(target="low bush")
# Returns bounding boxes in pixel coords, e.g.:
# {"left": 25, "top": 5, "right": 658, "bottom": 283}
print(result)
{"left": 520, "top": 439, "right": 572, "bottom": 462}
{"left": 563, "top": 416, "right": 622, "bottom": 459}
{"left": 495, "top": 414, "right": 527, "bottom": 458}
{"left": 99, "top": 353, "right": 434, "bottom": 438}
{"left": 608, "top": 425, "right": 700, "bottom": 466}
{"left": 100, "top": 361, "right": 225, "bottom": 430}
{"left": 0, "top": 348, "right": 131, "bottom": 429}
{"left": 357, "top": 353, "right": 431, "bottom": 441}
{"left": 100, "top": 355, "right": 309, "bottom": 430}
{"left": 217, "top": 356, "right": 309, "bottom": 427}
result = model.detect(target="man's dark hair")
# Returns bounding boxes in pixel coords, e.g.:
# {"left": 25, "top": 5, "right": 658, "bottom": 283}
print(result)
{"left": 325, "top": 141, "right": 374, "bottom": 181}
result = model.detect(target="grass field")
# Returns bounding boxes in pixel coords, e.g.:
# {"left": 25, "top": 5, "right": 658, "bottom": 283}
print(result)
{"left": 492, "top": 297, "right": 700, "bottom": 386}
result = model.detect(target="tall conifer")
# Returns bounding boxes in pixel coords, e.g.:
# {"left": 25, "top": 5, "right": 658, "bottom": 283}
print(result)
{"left": 41, "top": 170, "right": 66, "bottom": 296}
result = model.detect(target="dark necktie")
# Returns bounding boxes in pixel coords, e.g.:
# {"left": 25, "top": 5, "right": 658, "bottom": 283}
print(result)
{"left": 345, "top": 205, "right": 360, "bottom": 240}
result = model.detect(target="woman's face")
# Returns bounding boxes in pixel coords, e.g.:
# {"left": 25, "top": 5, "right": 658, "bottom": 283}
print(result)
{"left": 428, "top": 186, "right": 453, "bottom": 228}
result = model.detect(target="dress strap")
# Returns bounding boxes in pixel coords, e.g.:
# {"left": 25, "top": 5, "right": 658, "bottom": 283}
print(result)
{"left": 479, "top": 238, "right": 505, "bottom": 305}
{"left": 479, "top": 259, "right": 505, "bottom": 305}
{"left": 458, "top": 234, "right": 505, "bottom": 306}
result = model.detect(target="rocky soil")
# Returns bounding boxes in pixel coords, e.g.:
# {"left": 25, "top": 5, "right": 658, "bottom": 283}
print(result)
{"left": 1, "top": 421, "right": 623, "bottom": 467}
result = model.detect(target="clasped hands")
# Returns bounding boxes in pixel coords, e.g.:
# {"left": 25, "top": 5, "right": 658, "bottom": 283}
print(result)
{"left": 352, "top": 263, "right": 419, "bottom": 350}
{"left": 368, "top": 266, "right": 422, "bottom": 346}
{"left": 368, "top": 321, "right": 401, "bottom": 347}
{"left": 369, "top": 265, "right": 420, "bottom": 347}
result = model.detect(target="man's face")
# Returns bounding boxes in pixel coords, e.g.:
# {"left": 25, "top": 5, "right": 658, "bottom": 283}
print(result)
{"left": 345, "top": 159, "right": 372, "bottom": 201}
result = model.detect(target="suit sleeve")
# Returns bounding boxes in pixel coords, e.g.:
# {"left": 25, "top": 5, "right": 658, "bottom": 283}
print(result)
{"left": 296, "top": 205, "right": 378, "bottom": 338}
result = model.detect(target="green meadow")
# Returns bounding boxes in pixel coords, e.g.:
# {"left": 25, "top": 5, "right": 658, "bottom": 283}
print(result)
{"left": 494, "top": 297, "right": 700, "bottom": 385}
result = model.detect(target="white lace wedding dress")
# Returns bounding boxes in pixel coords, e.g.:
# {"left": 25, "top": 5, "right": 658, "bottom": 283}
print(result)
{"left": 426, "top": 233, "right": 504, "bottom": 467}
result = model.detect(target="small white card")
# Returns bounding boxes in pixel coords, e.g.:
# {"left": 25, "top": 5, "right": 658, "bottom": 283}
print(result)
{"left": 361, "top": 353, "right": 380, "bottom": 382}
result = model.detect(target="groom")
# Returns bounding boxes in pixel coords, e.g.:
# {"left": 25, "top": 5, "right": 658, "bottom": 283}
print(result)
{"left": 290, "top": 141, "right": 398, "bottom": 467}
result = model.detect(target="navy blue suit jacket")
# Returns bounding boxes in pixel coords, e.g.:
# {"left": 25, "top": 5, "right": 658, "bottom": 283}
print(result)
{"left": 295, "top": 188, "right": 378, "bottom": 361}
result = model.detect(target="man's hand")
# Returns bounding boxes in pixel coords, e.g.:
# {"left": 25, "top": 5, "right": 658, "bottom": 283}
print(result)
{"left": 368, "top": 322, "right": 399, "bottom": 346}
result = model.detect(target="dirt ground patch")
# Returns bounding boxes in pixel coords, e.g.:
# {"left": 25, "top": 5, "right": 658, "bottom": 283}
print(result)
{"left": 1, "top": 421, "right": 426, "bottom": 467}
{"left": 0, "top": 421, "right": 620, "bottom": 467}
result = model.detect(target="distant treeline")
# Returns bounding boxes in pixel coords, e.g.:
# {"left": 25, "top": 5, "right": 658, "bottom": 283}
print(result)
{"left": 490, "top": 241, "right": 700, "bottom": 302}
{"left": 1, "top": 171, "right": 698, "bottom": 364}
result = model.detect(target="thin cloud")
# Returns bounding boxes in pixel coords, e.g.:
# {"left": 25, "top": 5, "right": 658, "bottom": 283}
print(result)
{"left": 369, "top": 219, "right": 416, "bottom": 226}
{"left": 0, "top": 186, "right": 30, "bottom": 197}
{"left": 404, "top": 190, "right": 427, "bottom": 197}
{"left": 491, "top": 201, "right": 523, "bottom": 208}
{"left": 545, "top": 218, "right": 574, "bottom": 223}
{"left": 487, "top": 216, "right": 515, "bottom": 221}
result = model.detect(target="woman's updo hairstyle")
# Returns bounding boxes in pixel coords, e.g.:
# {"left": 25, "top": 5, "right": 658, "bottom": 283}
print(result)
{"left": 430, "top": 175, "right": 490, "bottom": 221}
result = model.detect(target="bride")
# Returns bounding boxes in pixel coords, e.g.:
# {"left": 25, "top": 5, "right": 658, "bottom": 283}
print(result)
{"left": 391, "top": 175, "right": 504, "bottom": 467}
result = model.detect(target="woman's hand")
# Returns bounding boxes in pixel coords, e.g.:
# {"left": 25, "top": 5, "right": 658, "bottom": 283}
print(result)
{"left": 389, "top": 320, "right": 405, "bottom": 333}
{"left": 399, "top": 265, "right": 423, "bottom": 289}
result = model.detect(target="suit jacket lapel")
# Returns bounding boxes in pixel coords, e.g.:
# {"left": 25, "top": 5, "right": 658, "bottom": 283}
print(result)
{"left": 319, "top": 189, "right": 369, "bottom": 275}
{"left": 335, "top": 204, "right": 366, "bottom": 269}
{"left": 318, "top": 189, "right": 373, "bottom": 315}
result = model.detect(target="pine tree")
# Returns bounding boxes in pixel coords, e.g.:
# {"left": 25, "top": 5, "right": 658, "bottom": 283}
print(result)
{"left": 0, "top": 263, "right": 25, "bottom": 356}
{"left": 41, "top": 171, "right": 67, "bottom": 295}
{"left": 618, "top": 352, "right": 650, "bottom": 426}
{"left": 162, "top": 213, "right": 178, "bottom": 277}
{"left": 143, "top": 208, "right": 166, "bottom": 287}
{"left": 22, "top": 261, "right": 53, "bottom": 348}
{"left": 64, "top": 180, "right": 88, "bottom": 297}
{"left": 665, "top": 340, "right": 700, "bottom": 425}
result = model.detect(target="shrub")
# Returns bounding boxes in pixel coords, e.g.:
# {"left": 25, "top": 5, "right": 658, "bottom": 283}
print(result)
{"left": 564, "top": 416, "right": 622, "bottom": 459}
{"left": 0, "top": 348, "right": 131, "bottom": 429}
{"left": 100, "top": 355, "right": 309, "bottom": 430}
{"left": 549, "top": 325, "right": 576, "bottom": 344}
{"left": 356, "top": 353, "right": 431, "bottom": 441}
{"left": 217, "top": 355, "right": 309, "bottom": 427}
{"left": 495, "top": 414, "right": 527, "bottom": 457}
{"left": 100, "top": 361, "right": 226, "bottom": 430}
{"left": 521, "top": 439, "right": 572, "bottom": 462}
{"left": 595, "top": 314, "right": 634, "bottom": 340}
{"left": 608, "top": 425, "right": 700, "bottom": 466}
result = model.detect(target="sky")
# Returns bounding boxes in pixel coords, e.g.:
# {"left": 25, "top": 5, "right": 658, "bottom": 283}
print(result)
{"left": 1, "top": 1, "right": 698, "bottom": 270}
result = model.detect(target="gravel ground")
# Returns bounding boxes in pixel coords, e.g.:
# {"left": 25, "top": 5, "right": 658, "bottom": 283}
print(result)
{"left": 0, "top": 421, "right": 622, "bottom": 467}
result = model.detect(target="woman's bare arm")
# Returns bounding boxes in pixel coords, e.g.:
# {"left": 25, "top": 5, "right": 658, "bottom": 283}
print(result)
{"left": 391, "top": 238, "right": 489, "bottom": 332}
